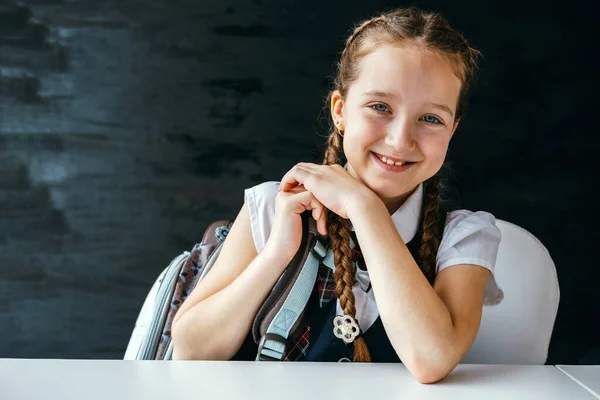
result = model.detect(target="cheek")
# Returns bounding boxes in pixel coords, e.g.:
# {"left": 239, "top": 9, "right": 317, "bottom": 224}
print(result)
{"left": 344, "top": 131, "right": 378, "bottom": 162}
{"left": 345, "top": 117, "right": 381, "bottom": 147}
{"left": 422, "top": 136, "right": 451, "bottom": 164}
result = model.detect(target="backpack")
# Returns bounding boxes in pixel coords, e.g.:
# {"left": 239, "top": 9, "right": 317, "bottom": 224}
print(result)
{"left": 124, "top": 210, "right": 329, "bottom": 361}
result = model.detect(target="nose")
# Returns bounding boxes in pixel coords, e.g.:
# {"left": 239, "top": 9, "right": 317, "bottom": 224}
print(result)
{"left": 383, "top": 118, "right": 416, "bottom": 152}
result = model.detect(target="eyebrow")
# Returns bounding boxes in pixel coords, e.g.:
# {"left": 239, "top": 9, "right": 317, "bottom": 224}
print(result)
{"left": 425, "top": 101, "right": 454, "bottom": 118}
{"left": 362, "top": 90, "right": 454, "bottom": 118}
{"left": 362, "top": 90, "right": 397, "bottom": 99}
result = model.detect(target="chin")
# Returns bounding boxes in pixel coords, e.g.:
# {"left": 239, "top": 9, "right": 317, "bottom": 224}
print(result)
{"left": 377, "top": 185, "right": 411, "bottom": 200}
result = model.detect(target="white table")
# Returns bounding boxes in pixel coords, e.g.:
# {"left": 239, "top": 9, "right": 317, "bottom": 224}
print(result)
{"left": 557, "top": 365, "right": 600, "bottom": 399}
{"left": 1, "top": 359, "right": 596, "bottom": 400}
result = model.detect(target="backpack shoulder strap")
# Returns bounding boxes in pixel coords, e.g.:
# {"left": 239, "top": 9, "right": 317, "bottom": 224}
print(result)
{"left": 252, "top": 211, "right": 329, "bottom": 361}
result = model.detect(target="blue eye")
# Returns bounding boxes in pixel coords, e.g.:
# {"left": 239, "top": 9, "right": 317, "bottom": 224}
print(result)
{"left": 422, "top": 115, "right": 442, "bottom": 125}
{"left": 370, "top": 103, "right": 390, "bottom": 113}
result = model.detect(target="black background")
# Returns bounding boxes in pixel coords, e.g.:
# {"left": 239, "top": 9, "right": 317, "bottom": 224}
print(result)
{"left": 0, "top": 0, "right": 598, "bottom": 363}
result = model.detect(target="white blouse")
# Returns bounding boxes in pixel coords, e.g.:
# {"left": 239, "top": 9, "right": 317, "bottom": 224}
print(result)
{"left": 244, "top": 180, "right": 504, "bottom": 332}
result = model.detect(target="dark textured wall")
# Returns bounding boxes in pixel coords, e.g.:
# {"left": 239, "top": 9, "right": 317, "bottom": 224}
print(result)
{"left": 0, "top": 0, "right": 598, "bottom": 363}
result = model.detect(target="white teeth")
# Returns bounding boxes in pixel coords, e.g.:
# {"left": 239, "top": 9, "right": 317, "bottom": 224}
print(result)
{"left": 380, "top": 155, "right": 405, "bottom": 166}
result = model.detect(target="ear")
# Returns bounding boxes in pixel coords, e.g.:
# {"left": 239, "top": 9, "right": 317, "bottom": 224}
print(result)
{"left": 450, "top": 118, "right": 460, "bottom": 139}
{"left": 330, "top": 90, "right": 345, "bottom": 130}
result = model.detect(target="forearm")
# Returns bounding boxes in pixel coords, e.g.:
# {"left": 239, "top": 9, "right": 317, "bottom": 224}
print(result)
{"left": 172, "top": 247, "right": 292, "bottom": 360}
{"left": 349, "top": 196, "right": 458, "bottom": 378}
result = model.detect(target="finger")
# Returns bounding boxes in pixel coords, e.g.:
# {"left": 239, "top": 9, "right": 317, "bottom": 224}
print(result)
{"left": 279, "top": 166, "right": 311, "bottom": 192}
{"left": 309, "top": 200, "right": 327, "bottom": 236}
{"left": 295, "top": 162, "right": 320, "bottom": 172}
{"left": 293, "top": 189, "right": 323, "bottom": 215}
{"left": 279, "top": 167, "right": 303, "bottom": 192}
{"left": 312, "top": 207, "right": 321, "bottom": 227}
{"left": 286, "top": 184, "right": 306, "bottom": 194}
{"left": 311, "top": 202, "right": 327, "bottom": 236}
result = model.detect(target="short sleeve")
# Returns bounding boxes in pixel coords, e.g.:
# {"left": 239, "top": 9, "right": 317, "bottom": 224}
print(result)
{"left": 243, "top": 181, "right": 280, "bottom": 254}
{"left": 436, "top": 210, "right": 504, "bottom": 306}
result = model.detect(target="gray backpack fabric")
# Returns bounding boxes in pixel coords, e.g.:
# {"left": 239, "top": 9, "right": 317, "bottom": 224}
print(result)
{"left": 125, "top": 211, "right": 328, "bottom": 360}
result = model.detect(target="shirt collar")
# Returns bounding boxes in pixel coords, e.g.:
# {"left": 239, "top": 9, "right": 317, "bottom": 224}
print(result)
{"left": 344, "top": 163, "right": 423, "bottom": 243}
{"left": 389, "top": 182, "right": 423, "bottom": 243}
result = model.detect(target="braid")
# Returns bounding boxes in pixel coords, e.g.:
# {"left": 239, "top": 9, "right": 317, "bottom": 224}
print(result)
{"left": 329, "top": 217, "right": 355, "bottom": 316}
{"left": 418, "top": 174, "right": 444, "bottom": 284}
{"left": 322, "top": 128, "right": 344, "bottom": 165}
{"left": 322, "top": 128, "right": 371, "bottom": 362}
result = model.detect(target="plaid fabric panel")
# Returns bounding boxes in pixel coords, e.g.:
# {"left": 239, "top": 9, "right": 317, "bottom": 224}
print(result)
{"left": 283, "top": 325, "right": 311, "bottom": 361}
{"left": 283, "top": 261, "right": 337, "bottom": 360}
{"left": 316, "top": 262, "right": 336, "bottom": 307}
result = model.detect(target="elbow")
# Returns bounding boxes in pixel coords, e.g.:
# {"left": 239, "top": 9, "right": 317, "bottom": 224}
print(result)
{"left": 171, "top": 318, "right": 230, "bottom": 361}
{"left": 171, "top": 330, "right": 208, "bottom": 360}
{"left": 403, "top": 348, "right": 457, "bottom": 384}
{"left": 172, "top": 345, "right": 193, "bottom": 360}
{"left": 411, "top": 366, "right": 452, "bottom": 384}
{"left": 171, "top": 319, "right": 193, "bottom": 360}
{"left": 171, "top": 317, "right": 207, "bottom": 360}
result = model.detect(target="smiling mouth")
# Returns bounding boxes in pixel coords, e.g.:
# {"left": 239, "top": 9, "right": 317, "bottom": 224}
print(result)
{"left": 372, "top": 152, "right": 416, "bottom": 166}
{"left": 370, "top": 152, "right": 418, "bottom": 173}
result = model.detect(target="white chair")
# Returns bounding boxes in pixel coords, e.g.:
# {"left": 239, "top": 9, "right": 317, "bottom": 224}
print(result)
{"left": 462, "top": 219, "right": 560, "bottom": 364}
{"left": 123, "top": 267, "right": 168, "bottom": 360}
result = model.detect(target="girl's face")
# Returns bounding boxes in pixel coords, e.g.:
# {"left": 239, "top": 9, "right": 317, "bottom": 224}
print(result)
{"left": 331, "top": 44, "right": 462, "bottom": 212}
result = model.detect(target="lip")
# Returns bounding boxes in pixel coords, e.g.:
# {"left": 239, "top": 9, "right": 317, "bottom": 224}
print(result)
{"left": 372, "top": 152, "right": 417, "bottom": 172}
{"left": 373, "top": 152, "right": 415, "bottom": 163}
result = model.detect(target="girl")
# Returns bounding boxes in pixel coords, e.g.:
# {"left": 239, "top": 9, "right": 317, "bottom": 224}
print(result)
{"left": 171, "top": 7, "right": 503, "bottom": 384}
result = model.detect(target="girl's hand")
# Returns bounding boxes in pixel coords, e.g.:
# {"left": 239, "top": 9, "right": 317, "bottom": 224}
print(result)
{"left": 278, "top": 163, "right": 373, "bottom": 220}
{"left": 262, "top": 184, "right": 328, "bottom": 261}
